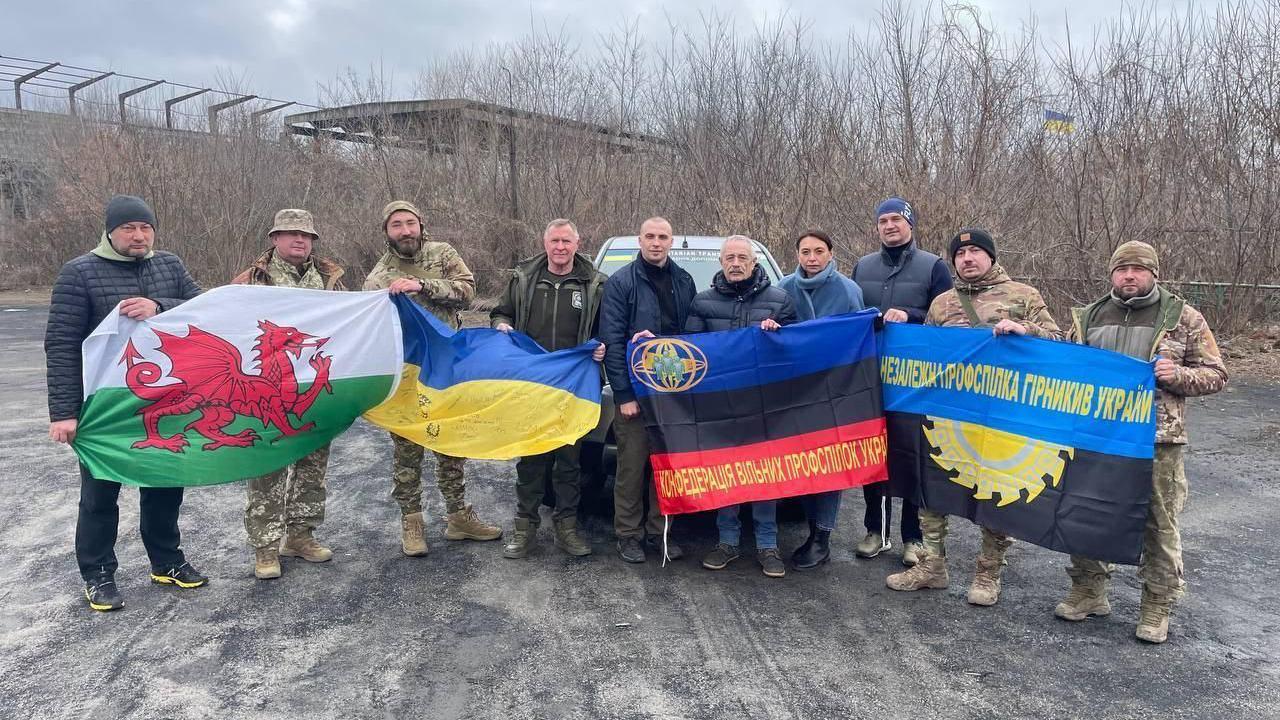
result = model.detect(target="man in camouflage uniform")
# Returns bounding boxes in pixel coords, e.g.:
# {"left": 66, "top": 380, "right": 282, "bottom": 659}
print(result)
{"left": 363, "top": 200, "right": 502, "bottom": 556}
{"left": 233, "top": 209, "right": 345, "bottom": 579}
{"left": 887, "top": 228, "right": 1062, "bottom": 605}
{"left": 1055, "top": 240, "right": 1227, "bottom": 644}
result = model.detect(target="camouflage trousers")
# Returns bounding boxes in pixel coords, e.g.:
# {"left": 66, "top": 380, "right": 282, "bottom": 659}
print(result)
{"left": 390, "top": 433, "right": 467, "bottom": 516}
{"left": 919, "top": 509, "right": 1013, "bottom": 560}
{"left": 244, "top": 444, "right": 330, "bottom": 549}
{"left": 1069, "top": 444, "right": 1188, "bottom": 603}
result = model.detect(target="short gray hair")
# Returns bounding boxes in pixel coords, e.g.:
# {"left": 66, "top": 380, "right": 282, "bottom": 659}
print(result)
{"left": 544, "top": 218, "right": 579, "bottom": 238}
{"left": 723, "top": 234, "right": 754, "bottom": 253}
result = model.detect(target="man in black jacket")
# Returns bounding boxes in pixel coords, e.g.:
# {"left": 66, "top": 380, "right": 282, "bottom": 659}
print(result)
{"left": 491, "top": 219, "right": 607, "bottom": 559}
{"left": 851, "top": 196, "right": 953, "bottom": 567}
{"left": 682, "top": 236, "right": 797, "bottom": 578}
{"left": 599, "top": 217, "right": 696, "bottom": 563}
{"left": 45, "top": 195, "right": 207, "bottom": 612}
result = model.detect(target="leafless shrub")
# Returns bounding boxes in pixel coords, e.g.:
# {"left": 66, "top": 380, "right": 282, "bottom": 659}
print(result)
{"left": 3, "top": 0, "right": 1278, "bottom": 330}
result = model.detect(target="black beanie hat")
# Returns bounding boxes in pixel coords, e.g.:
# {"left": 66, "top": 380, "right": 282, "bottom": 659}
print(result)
{"left": 104, "top": 195, "right": 157, "bottom": 234}
{"left": 948, "top": 228, "right": 996, "bottom": 263}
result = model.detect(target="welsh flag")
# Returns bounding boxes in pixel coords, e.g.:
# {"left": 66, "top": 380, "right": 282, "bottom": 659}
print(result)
{"left": 74, "top": 286, "right": 402, "bottom": 487}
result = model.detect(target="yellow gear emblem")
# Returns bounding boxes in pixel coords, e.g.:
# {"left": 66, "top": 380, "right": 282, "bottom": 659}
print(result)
{"left": 924, "top": 417, "right": 1074, "bottom": 506}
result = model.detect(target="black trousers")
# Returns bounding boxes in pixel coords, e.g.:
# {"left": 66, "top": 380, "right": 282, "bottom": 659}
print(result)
{"left": 514, "top": 441, "right": 582, "bottom": 524}
{"left": 75, "top": 465, "right": 185, "bottom": 580}
{"left": 862, "top": 482, "right": 921, "bottom": 543}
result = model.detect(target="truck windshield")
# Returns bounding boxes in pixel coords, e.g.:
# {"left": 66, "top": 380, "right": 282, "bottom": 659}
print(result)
{"left": 596, "top": 247, "right": 780, "bottom": 291}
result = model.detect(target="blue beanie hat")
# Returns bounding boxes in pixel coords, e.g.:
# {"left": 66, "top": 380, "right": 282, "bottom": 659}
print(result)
{"left": 105, "top": 195, "right": 157, "bottom": 233}
{"left": 875, "top": 196, "right": 915, "bottom": 227}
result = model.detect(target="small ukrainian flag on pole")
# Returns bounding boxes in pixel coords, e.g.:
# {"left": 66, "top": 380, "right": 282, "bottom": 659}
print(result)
{"left": 1044, "top": 109, "right": 1075, "bottom": 134}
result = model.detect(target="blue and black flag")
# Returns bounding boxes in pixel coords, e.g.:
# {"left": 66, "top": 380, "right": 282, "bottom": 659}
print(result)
{"left": 880, "top": 324, "right": 1156, "bottom": 564}
{"left": 629, "top": 311, "right": 888, "bottom": 515}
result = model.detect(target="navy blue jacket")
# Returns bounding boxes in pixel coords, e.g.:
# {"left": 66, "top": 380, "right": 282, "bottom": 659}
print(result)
{"left": 600, "top": 254, "right": 696, "bottom": 405}
{"left": 45, "top": 251, "right": 202, "bottom": 421}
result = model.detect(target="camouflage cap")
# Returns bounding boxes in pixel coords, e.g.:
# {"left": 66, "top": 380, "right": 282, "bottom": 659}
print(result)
{"left": 1109, "top": 240, "right": 1159, "bottom": 277}
{"left": 269, "top": 209, "right": 318, "bottom": 238}
{"left": 382, "top": 200, "right": 423, "bottom": 228}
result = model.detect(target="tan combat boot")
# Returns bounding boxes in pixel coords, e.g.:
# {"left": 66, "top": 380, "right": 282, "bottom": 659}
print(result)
{"left": 1054, "top": 575, "right": 1111, "bottom": 621}
{"left": 444, "top": 504, "right": 503, "bottom": 541}
{"left": 280, "top": 529, "right": 333, "bottom": 563}
{"left": 553, "top": 517, "right": 592, "bottom": 557}
{"left": 254, "top": 546, "right": 281, "bottom": 579}
{"left": 886, "top": 550, "right": 949, "bottom": 591}
{"left": 967, "top": 555, "right": 1003, "bottom": 606}
{"left": 1136, "top": 591, "right": 1172, "bottom": 644}
{"left": 401, "top": 512, "right": 429, "bottom": 557}
{"left": 503, "top": 518, "right": 535, "bottom": 559}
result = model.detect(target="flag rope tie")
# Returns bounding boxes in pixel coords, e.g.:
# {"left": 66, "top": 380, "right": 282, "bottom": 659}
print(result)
{"left": 880, "top": 495, "right": 891, "bottom": 551}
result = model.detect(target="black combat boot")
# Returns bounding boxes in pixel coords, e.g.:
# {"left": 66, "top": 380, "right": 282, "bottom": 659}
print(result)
{"left": 790, "top": 521, "right": 818, "bottom": 564}
{"left": 793, "top": 528, "right": 831, "bottom": 569}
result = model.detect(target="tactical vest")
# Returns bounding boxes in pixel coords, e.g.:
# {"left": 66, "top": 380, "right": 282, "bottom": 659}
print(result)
{"left": 854, "top": 243, "right": 940, "bottom": 316}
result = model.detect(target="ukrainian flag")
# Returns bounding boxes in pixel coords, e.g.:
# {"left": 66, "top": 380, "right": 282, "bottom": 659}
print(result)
{"left": 1044, "top": 109, "right": 1075, "bottom": 134}
{"left": 363, "top": 295, "right": 602, "bottom": 459}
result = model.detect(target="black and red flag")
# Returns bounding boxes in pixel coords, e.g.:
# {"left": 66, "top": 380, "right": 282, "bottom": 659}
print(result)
{"left": 628, "top": 311, "right": 888, "bottom": 515}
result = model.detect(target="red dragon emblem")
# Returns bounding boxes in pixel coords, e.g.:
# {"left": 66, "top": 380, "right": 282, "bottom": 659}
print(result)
{"left": 121, "top": 320, "right": 334, "bottom": 453}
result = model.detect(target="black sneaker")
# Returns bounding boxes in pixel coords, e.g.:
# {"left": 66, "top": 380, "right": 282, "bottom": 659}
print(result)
{"left": 150, "top": 561, "right": 209, "bottom": 589}
{"left": 84, "top": 574, "right": 123, "bottom": 612}
{"left": 644, "top": 537, "right": 684, "bottom": 561}
{"left": 617, "top": 537, "right": 646, "bottom": 564}
{"left": 702, "top": 543, "right": 740, "bottom": 570}
{"left": 758, "top": 548, "right": 786, "bottom": 578}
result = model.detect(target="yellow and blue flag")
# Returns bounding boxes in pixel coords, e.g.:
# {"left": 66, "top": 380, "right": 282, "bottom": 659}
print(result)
{"left": 880, "top": 325, "right": 1155, "bottom": 564}
{"left": 364, "top": 295, "right": 602, "bottom": 459}
{"left": 1044, "top": 109, "right": 1075, "bottom": 134}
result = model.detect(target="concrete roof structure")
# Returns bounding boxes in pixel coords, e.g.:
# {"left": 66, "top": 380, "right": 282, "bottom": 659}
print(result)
{"left": 284, "top": 98, "right": 671, "bottom": 154}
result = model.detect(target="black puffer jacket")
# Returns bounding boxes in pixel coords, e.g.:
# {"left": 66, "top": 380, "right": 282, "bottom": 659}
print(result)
{"left": 45, "top": 251, "right": 202, "bottom": 421}
{"left": 600, "top": 254, "right": 697, "bottom": 405}
{"left": 685, "top": 266, "right": 797, "bottom": 332}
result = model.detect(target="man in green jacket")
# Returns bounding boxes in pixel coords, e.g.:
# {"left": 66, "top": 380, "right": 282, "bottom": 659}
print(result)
{"left": 491, "top": 219, "right": 607, "bottom": 558}
{"left": 1055, "top": 240, "right": 1228, "bottom": 644}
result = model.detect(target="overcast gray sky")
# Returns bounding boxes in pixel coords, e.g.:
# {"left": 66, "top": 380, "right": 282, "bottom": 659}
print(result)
{"left": 1, "top": 0, "right": 1193, "bottom": 106}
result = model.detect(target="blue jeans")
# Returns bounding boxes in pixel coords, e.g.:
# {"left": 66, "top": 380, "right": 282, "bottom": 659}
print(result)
{"left": 801, "top": 490, "right": 843, "bottom": 531}
{"left": 717, "top": 501, "right": 778, "bottom": 549}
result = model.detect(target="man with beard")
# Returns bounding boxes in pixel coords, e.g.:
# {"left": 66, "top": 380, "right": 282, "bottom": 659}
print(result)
{"left": 363, "top": 201, "right": 502, "bottom": 556}
{"left": 1054, "top": 241, "right": 1227, "bottom": 644}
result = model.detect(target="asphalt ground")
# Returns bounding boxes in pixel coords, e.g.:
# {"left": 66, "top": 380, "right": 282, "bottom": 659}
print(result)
{"left": 2, "top": 300, "right": 1278, "bottom": 720}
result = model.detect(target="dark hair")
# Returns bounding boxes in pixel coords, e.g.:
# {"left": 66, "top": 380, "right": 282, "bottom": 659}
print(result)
{"left": 795, "top": 229, "right": 833, "bottom": 250}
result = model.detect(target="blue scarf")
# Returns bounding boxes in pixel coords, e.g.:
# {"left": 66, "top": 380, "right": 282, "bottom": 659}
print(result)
{"left": 779, "top": 262, "right": 864, "bottom": 321}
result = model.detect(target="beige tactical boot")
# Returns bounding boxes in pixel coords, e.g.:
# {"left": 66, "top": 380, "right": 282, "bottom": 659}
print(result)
{"left": 553, "top": 517, "right": 592, "bottom": 557}
{"left": 1136, "top": 592, "right": 1172, "bottom": 644}
{"left": 503, "top": 518, "right": 535, "bottom": 559}
{"left": 886, "top": 551, "right": 948, "bottom": 591}
{"left": 280, "top": 530, "right": 333, "bottom": 563}
{"left": 401, "top": 512, "right": 429, "bottom": 557}
{"left": 1054, "top": 578, "right": 1111, "bottom": 621}
{"left": 967, "top": 555, "right": 1003, "bottom": 606}
{"left": 254, "top": 546, "right": 281, "bottom": 580}
{"left": 444, "top": 504, "right": 503, "bottom": 541}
